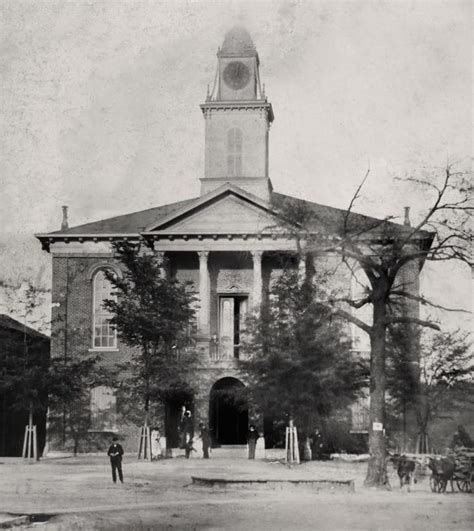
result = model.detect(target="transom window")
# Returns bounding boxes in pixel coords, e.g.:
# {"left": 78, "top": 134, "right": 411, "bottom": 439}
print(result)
{"left": 92, "top": 270, "right": 117, "bottom": 349}
{"left": 227, "top": 128, "right": 242, "bottom": 177}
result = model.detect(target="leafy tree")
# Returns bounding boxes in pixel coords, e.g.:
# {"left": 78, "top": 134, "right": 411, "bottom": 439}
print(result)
{"left": 103, "top": 241, "right": 197, "bottom": 432}
{"left": 388, "top": 328, "right": 473, "bottom": 451}
{"left": 47, "top": 354, "right": 100, "bottom": 455}
{"left": 240, "top": 263, "right": 367, "bottom": 456}
{"left": 0, "top": 280, "right": 50, "bottom": 457}
{"left": 271, "top": 163, "right": 471, "bottom": 486}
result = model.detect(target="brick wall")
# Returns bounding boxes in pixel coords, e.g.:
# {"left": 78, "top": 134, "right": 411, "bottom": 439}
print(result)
{"left": 47, "top": 248, "right": 423, "bottom": 453}
{"left": 49, "top": 254, "right": 139, "bottom": 453}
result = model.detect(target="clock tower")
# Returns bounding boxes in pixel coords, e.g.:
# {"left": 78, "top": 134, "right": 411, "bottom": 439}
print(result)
{"left": 200, "top": 27, "right": 274, "bottom": 201}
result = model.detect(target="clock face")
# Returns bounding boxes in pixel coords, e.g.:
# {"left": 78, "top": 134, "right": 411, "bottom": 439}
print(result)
{"left": 223, "top": 61, "right": 251, "bottom": 90}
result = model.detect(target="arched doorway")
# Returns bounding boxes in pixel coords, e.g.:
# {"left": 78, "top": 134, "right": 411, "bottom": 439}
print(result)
{"left": 209, "top": 377, "right": 248, "bottom": 445}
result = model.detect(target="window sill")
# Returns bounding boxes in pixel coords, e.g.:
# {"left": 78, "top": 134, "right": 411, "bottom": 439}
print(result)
{"left": 88, "top": 348, "right": 119, "bottom": 353}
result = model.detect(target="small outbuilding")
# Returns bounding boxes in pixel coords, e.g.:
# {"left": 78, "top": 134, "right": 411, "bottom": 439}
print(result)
{"left": 0, "top": 314, "right": 50, "bottom": 456}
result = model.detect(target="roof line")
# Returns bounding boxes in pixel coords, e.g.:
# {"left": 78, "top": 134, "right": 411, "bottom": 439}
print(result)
{"left": 145, "top": 183, "right": 278, "bottom": 232}
{"left": 36, "top": 233, "right": 142, "bottom": 239}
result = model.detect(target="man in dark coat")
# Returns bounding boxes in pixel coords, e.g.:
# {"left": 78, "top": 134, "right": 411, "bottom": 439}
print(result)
{"left": 199, "top": 422, "right": 211, "bottom": 459}
{"left": 311, "top": 428, "right": 324, "bottom": 460}
{"left": 247, "top": 425, "right": 259, "bottom": 459}
{"left": 179, "top": 410, "right": 194, "bottom": 449}
{"left": 107, "top": 437, "right": 124, "bottom": 483}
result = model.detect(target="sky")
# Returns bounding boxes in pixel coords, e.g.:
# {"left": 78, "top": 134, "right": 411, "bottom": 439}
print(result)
{"left": 0, "top": 0, "right": 471, "bottom": 330}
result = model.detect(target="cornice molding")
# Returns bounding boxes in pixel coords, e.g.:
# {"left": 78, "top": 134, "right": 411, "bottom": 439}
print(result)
{"left": 200, "top": 101, "right": 274, "bottom": 122}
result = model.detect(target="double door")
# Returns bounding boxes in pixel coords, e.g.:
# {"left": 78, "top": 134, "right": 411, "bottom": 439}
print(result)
{"left": 219, "top": 296, "right": 248, "bottom": 359}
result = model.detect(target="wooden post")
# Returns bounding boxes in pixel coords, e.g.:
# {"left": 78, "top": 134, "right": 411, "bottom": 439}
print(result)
{"left": 138, "top": 425, "right": 152, "bottom": 460}
{"left": 22, "top": 425, "right": 37, "bottom": 461}
{"left": 285, "top": 419, "right": 300, "bottom": 465}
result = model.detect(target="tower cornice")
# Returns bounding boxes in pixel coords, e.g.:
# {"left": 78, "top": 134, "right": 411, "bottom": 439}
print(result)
{"left": 200, "top": 101, "right": 274, "bottom": 122}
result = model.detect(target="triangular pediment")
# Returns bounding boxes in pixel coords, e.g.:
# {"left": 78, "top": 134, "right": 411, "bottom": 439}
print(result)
{"left": 145, "top": 185, "right": 281, "bottom": 235}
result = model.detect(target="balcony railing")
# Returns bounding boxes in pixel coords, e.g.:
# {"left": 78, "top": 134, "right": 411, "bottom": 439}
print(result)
{"left": 209, "top": 341, "right": 242, "bottom": 361}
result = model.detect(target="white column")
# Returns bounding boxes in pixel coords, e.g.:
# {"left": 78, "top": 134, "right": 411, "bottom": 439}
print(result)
{"left": 198, "top": 251, "right": 210, "bottom": 335}
{"left": 251, "top": 251, "right": 263, "bottom": 309}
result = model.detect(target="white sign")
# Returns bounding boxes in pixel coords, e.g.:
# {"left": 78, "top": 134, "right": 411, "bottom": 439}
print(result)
{"left": 372, "top": 422, "right": 383, "bottom": 431}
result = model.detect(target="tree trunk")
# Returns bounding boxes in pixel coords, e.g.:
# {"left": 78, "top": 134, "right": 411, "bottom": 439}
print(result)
{"left": 364, "top": 296, "right": 389, "bottom": 488}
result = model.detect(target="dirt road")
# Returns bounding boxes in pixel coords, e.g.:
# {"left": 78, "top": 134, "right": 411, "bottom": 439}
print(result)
{"left": 0, "top": 455, "right": 471, "bottom": 530}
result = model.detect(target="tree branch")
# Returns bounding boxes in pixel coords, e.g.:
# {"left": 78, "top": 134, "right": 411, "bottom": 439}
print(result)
{"left": 332, "top": 308, "right": 372, "bottom": 335}
{"left": 385, "top": 316, "right": 440, "bottom": 330}
{"left": 390, "top": 290, "right": 471, "bottom": 313}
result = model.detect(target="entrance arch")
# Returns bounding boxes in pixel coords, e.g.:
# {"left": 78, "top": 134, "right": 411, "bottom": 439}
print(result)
{"left": 209, "top": 377, "right": 248, "bottom": 445}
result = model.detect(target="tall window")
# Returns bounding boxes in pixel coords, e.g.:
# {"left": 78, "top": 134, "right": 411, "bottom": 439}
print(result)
{"left": 350, "top": 394, "right": 370, "bottom": 433}
{"left": 227, "top": 128, "right": 242, "bottom": 176}
{"left": 92, "top": 270, "right": 117, "bottom": 349}
{"left": 90, "top": 386, "right": 117, "bottom": 431}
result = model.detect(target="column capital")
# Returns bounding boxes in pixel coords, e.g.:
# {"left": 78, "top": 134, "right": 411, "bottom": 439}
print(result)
{"left": 197, "top": 251, "right": 210, "bottom": 261}
{"left": 251, "top": 251, "right": 263, "bottom": 261}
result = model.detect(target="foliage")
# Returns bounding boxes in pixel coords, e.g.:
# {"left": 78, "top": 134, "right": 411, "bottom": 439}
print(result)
{"left": 388, "top": 327, "right": 473, "bottom": 435}
{"left": 0, "top": 282, "right": 50, "bottom": 417}
{"left": 0, "top": 327, "right": 49, "bottom": 415}
{"left": 240, "top": 265, "right": 367, "bottom": 439}
{"left": 103, "top": 241, "right": 197, "bottom": 422}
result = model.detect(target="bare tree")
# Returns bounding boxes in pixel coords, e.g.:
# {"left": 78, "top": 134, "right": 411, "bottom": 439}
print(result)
{"left": 273, "top": 163, "right": 472, "bottom": 487}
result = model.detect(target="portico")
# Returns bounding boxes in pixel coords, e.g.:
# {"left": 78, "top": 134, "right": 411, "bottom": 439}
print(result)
{"left": 151, "top": 242, "right": 297, "bottom": 362}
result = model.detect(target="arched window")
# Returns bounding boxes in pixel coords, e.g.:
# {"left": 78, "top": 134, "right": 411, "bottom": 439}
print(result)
{"left": 227, "top": 128, "right": 242, "bottom": 176}
{"left": 350, "top": 268, "right": 372, "bottom": 353}
{"left": 92, "top": 270, "right": 117, "bottom": 349}
{"left": 90, "top": 385, "right": 117, "bottom": 431}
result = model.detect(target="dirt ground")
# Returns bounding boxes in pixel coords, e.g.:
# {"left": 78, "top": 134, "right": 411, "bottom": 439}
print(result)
{"left": 0, "top": 454, "right": 472, "bottom": 530}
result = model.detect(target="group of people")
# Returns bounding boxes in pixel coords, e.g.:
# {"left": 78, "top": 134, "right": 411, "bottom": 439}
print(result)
{"left": 106, "top": 410, "right": 261, "bottom": 483}
{"left": 178, "top": 408, "right": 260, "bottom": 460}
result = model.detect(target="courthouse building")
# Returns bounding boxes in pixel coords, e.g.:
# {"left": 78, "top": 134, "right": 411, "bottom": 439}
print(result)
{"left": 37, "top": 28, "right": 429, "bottom": 452}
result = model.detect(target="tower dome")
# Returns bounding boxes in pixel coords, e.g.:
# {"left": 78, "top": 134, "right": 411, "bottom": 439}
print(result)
{"left": 220, "top": 26, "right": 256, "bottom": 56}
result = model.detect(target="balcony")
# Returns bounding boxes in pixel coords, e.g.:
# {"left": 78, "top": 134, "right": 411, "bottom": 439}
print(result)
{"left": 209, "top": 336, "right": 242, "bottom": 361}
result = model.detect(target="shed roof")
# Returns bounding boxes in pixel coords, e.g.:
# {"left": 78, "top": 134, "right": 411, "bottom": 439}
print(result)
{"left": 0, "top": 314, "right": 50, "bottom": 341}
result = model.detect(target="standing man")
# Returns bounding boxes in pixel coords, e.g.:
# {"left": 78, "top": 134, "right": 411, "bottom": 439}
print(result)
{"left": 151, "top": 426, "right": 162, "bottom": 460}
{"left": 107, "top": 437, "right": 124, "bottom": 484}
{"left": 311, "top": 428, "right": 324, "bottom": 460}
{"left": 247, "top": 424, "right": 259, "bottom": 459}
{"left": 199, "top": 422, "right": 211, "bottom": 459}
{"left": 181, "top": 410, "right": 194, "bottom": 448}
